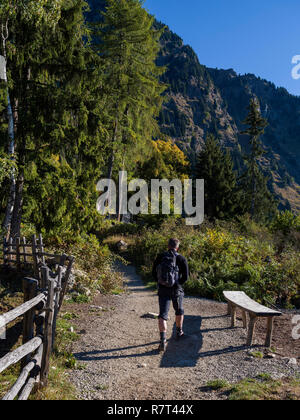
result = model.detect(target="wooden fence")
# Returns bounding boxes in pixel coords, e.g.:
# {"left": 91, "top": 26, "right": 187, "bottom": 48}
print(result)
{"left": 0, "top": 235, "right": 74, "bottom": 400}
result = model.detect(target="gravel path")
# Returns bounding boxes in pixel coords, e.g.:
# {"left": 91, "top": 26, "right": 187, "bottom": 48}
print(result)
{"left": 68, "top": 263, "right": 299, "bottom": 400}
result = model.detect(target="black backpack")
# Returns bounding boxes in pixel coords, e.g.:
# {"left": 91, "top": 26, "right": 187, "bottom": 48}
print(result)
{"left": 156, "top": 251, "right": 179, "bottom": 288}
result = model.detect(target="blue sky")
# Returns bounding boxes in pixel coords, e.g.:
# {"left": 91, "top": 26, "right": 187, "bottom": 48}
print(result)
{"left": 144, "top": 0, "right": 300, "bottom": 96}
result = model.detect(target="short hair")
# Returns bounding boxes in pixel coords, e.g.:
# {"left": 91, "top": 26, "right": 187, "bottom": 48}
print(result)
{"left": 168, "top": 238, "right": 180, "bottom": 249}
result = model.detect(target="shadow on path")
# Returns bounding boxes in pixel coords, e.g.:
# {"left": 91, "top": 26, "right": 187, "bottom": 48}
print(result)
{"left": 160, "top": 315, "right": 203, "bottom": 368}
{"left": 73, "top": 342, "right": 160, "bottom": 362}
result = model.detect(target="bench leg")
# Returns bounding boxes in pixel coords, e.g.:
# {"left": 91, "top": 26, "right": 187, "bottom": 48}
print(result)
{"left": 265, "top": 317, "right": 274, "bottom": 348}
{"left": 247, "top": 314, "right": 257, "bottom": 346}
{"left": 227, "top": 302, "right": 232, "bottom": 316}
{"left": 231, "top": 305, "right": 237, "bottom": 327}
{"left": 242, "top": 311, "right": 247, "bottom": 329}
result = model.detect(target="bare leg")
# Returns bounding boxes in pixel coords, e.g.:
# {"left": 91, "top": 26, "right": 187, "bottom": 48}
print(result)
{"left": 158, "top": 317, "right": 167, "bottom": 333}
{"left": 176, "top": 315, "right": 184, "bottom": 330}
{"left": 158, "top": 318, "right": 167, "bottom": 352}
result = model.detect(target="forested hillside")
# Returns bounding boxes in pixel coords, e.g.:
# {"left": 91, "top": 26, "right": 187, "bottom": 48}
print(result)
{"left": 87, "top": 1, "right": 300, "bottom": 211}
{"left": 154, "top": 22, "right": 300, "bottom": 212}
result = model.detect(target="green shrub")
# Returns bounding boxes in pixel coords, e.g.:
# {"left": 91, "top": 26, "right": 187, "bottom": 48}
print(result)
{"left": 270, "top": 211, "right": 300, "bottom": 234}
{"left": 123, "top": 217, "right": 300, "bottom": 307}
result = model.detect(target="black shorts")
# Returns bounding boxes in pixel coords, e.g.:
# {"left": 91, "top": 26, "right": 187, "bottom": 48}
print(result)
{"left": 158, "top": 292, "right": 184, "bottom": 321}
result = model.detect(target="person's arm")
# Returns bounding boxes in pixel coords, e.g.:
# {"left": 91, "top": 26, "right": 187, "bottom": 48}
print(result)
{"left": 177, "top": 255, "right": 189, "bottom": 285}
{"left": 152, "top": 254, "right": 162, "bottom": 282}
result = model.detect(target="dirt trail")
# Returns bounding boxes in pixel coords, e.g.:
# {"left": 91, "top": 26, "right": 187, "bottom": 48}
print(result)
{"left": 68, "top": 263, "right": 299, "bottom": 400}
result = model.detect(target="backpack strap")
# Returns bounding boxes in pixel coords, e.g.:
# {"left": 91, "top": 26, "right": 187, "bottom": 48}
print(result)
{"left": 170, "top": 250, "right": 178, "bottom": 267}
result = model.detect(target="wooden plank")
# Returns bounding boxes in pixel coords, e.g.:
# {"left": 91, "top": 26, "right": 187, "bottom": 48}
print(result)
{"left": 223, "top": 291, "right": 282, "bottom": 317}
{"left": 0, "top": 292, "right": 46, "bottom": 327}
{"left": 2, "top": 360, "right": 34, "bottom": 400}
{"left": 4, "top": 250, "right": 73, "bottom": 260}
{"left": 18, "top": 377, "right": 35, "bottom": 400}
{"left": 0, "top": 336, "right": 42, "bottom": 374}
{"left": 1, "top": 344, "right": 43, "bottom": 401}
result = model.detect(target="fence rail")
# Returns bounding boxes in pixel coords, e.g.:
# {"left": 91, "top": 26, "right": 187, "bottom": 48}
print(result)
{"left": 0, "top": 234, "right": 74, "bottom": 400}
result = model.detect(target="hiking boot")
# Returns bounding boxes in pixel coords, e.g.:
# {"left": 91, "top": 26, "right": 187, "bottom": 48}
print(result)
{"left": 176, "top": 329, "right": 184, "bottom": 340}
{"left": 158, "top": 340, "right": 167, "bottom": 352}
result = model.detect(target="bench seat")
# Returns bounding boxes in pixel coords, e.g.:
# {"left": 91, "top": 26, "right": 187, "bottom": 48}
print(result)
{"left": 223, "top": 291, "right": 282, "bottom": 347}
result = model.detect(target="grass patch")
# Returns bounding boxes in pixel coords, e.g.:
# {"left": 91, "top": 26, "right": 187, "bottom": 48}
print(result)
{"left": 228, "top": 377, "right": 300, "bottom": 400}
{"left": 71, "top": 294, "right": 90, "bottom": 304}
{"left": 61, "top": 312, "right": 79, "bottom": 320}
{"left": 110, "top": 287, "right": 124, "bottom": 295}
{"left": 0, "top": 364, "right": 21, "bottom": 400}
{"left": 248, "top": 351, "right": 264, "bottom": 359}
{"left": 205, "top": 379, "right": 229, "bottom": 391}
{"left": 31, "top": 316, "right": 81, "bottom": 400}
{"left": 30, "top": 356, "right": 77, "bottom": 401}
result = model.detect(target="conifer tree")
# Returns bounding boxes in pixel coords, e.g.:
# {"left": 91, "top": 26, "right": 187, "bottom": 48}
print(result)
{"left": 196, "top": 134, "right": 239, "bottom": 220}
{"left": 0, "top": 1, "right": 66, "bottom": 234}
{"left": 0, "top": 0, "right": 107, "bottom": 236}
{"left": 240, "top": 98, "right": 277, "bottom": 220}
{"left": 93, "top": 0, "right": 165, "bottom": 181}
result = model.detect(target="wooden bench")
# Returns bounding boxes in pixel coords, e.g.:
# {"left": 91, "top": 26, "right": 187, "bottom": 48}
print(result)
{"left": 223, "top": 291, "right": 282, "bottom": 347}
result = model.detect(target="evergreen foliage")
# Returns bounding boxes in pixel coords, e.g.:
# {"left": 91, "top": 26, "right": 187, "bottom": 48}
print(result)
{"left": 196, "top": 134, "right": 240, "bottom": 220}
{"left": 240, "top": 99, "right": 277, "bottom": 221}
{"left": 92, "top": 0, "right": 165, "bottom": 179}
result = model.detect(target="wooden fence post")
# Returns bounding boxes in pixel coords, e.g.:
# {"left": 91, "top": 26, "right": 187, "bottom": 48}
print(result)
{"left": 22, "top": 278, "right": 38, "bottom": 368}
{"left": 38, "top": 234, "right": 45, "bottom": 266}
{"left": 40, "top": 265, "right": 48, "bottom": 290}
{"left": 8, "top": 237, "right": 13, "bottom": 265}
{"left": 40, "top": 272, "right": 55, "bottom": 388}
{"left": 52, "top": 266, "right": 62, "bottom": 349}
{"left": 32, "top": 234, "right": 39, "bottom": 281}
{"left": 22, "top": 237, "right": 27, "bottom": 264}
{"left": 16, "top": 237, "right": 21, "bottom": 270}
{"left": 3, "top": 237, "right": 8, "bottom": 265}
{"left": 58, "top": 257, "right": 74, "bottom": 311}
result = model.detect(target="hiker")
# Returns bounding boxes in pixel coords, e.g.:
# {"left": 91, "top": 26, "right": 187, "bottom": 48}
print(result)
{"left": 152, "top": 238, "right": 189, "bottom": 352}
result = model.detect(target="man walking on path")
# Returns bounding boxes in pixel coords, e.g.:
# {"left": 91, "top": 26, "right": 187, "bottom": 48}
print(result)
{"left": 152, "top": 238, "right": 189, "bottom": 352}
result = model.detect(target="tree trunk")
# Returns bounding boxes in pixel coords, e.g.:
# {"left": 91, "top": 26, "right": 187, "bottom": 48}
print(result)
{"left": 1, "top": 22, "right": 17, "bottom": 236}
{"left": 10, "top": 169, "right": 24, "bottom": 239}
{"left": 250, "top": 165, "right": 256, "bottom": 220}
{"left": 106, "top": 118, "right": 118, "bottom": 181}
{"left": 105, "top": 119, "right": 118, "bottom": 218}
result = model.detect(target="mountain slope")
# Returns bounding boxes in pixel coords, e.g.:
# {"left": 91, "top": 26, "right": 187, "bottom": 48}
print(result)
{"left": 86, "top": 1, "right": 300, "bottom": 212}
{"left": 156, "top": 22, "right": 300, "bottom": 211}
